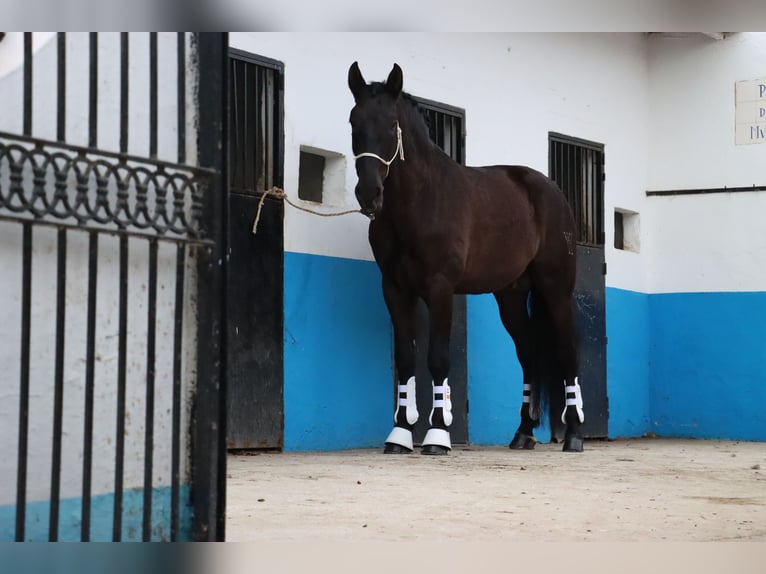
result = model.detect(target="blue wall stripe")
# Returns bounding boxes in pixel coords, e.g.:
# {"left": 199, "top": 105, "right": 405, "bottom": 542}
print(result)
{"left": 606, "top": 287, "right": 651, "bottom": 438}
{"left": 466, "top": 294, "right": 547, "bottom": 445}
{"left": 282, "top": 252, "right": 766, "bottom": 448}
{"left": 649, "top": 291, "right": 766, "bottom": 441}
{"left": 0, "top": 485, "right": 192, "bottom": 542}
{"left": 283, "top": 252, "right": 393, "bottom": 450}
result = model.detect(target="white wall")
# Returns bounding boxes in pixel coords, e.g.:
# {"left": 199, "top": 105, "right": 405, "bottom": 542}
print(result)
{"left": 230, "top": 32, "right": 651, "bottom": 292}
{"left": 646, "top": 32, "right": 766, "bottom": 293}
{"left": 0, "top": 32, "right": 198, "bottom": 507}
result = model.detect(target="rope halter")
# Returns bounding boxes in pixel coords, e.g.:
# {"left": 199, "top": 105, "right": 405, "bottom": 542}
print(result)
{"left": 352, "top": 122, "right": 405, "bottom": 178}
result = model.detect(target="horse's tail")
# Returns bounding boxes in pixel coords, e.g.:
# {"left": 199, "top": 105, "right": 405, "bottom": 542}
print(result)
{"left": 527, "top": 289, "right": 566, "bottom": 440}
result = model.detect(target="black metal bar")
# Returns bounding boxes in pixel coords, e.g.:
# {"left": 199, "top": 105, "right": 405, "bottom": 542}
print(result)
{"left": 89, "top": 33, "right": 98, "bottom": 148}
{"left": 646, "top": 185, "right": 766, "bottom": 197}
{"left": 150, "top": 33, "right": 158, "bottom": 159}
{"left": 57, "top": 33, "right": 66, "bottom": 142}
{"left": 113, "top": 234, "right": 128, "bottom": 541}
{"left": 24, "top": 33, "right": 32, "bottom": 136}
{"left": 274, "top": 66, "right": 284, "bottom": 187}
{"left": 142, "top": 238, "right": 158, "bottom": 541}
{"left": 170, "top": 243, "right": 186, "bottom": 542}
{"left": 81, "top": 231, "right": 98, "bottom": 541}
{"left": 598, "top": 152, "right": 605, "bottom": 245}
{"left": 15, "top": 223, "right": 32, "bottom": 542}
{"left": 120, "top": 33, "right": 129, "bottom": 154}
{"left": 193, "top": 32, "right": 228, "bottom": 542}
{"left": 177, "top": 33, "right": 186, "bottom": 164}
{"left": 49, "top": 228, "right": 67, "bottom": 541}
{"left": 242, "top": 61, "right": 250, "bottom": 189}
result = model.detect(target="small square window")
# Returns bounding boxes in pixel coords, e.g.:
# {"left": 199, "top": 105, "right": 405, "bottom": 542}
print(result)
{"left": 614, "top": 208, "right": 640, "bottom": 253}
{"left": 298, "top": 151, "right": 326, "bottom": 203}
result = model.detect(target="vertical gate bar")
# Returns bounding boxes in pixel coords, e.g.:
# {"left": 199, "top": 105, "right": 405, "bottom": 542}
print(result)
{"left": 574, "top": 146, "right": 590, "bottom": 243}
{"left": 15, "top": 223, "right": 33, "bottom": 542}
{"left": 142, "top": 238, "right": 158, "bottom": 541}
{"left": 149, "top": 32, "right": 158, "bottom": 159}
{"left": 255, "top": 66, "right": 264, "bottom": 189}
{"left": 23, "top": 33, "right": 32, "bottom": 136}
{"left": 592, "top": 150, "right": 597, "bottom": 244}
{"left": 113, "top": 234, "right": 129, "bottom": 541}
{"left": 242, "top": 62, "right": 250, "bottom": 189}
{"left": 120, "top": 33, "right": 129, "bottom": 154}
{"left": 598, "top": 151, "right": 604, "bottom": 245}
{"left": 81, "top": 231, "right": 98, "bottom": 542}
{"left": 583, "top": 148, "right": 589, "bottom": 243}
{"left": 89, "top": 33, "right": 98, "bottom": 148}
{"left": 266, "top": 68, "right": 275, "bottom": 189}
{"left": 177, "top": 33, "right": 186, "bottom": 164}
{"left": 194, "top": 32, "right": 229, "bottom": 542}
{"left": 57, "top": 33, "right": 66, "bottom": 142}
{"left": 230, "top": 60, "right": 240, "bottom": 188}
{"left": 274, "top": 66, "right": 284, "bottom": 188}
{"left": 170, "top": 243, "right": 186, "bottom": 542}
{"left": 49, "top": 228, "right": 67, "bottom": 541}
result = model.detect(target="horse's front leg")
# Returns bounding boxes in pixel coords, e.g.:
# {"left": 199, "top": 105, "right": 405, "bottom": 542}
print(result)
{"left": 382, "top": 277, "right": 419, "bottom": 453}
{"left": 422, "top": 275, "right": 455, "bottom": 455}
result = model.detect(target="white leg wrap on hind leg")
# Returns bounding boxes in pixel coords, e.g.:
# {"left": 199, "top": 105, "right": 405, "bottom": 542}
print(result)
{"left": 422, "top": 428, "right": 451, "bottom": 450}
{"left": 393, "top": 376, "right": 419, "bottom": 425}
{"left": 561, "top": 377, "right": 585, "bottom": 424}
{"left": 428, "top": 379, "right": 452, "bottom": 427}
{"left": 520, "top": 383, "right": 540, "bottom": 420}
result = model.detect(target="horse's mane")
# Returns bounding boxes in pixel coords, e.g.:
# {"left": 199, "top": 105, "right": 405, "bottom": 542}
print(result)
{"left": 368, "top": 82, "right": 433, "bottom": 144}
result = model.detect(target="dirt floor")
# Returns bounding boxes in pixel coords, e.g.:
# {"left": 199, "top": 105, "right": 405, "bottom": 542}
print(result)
{"left": 225, "top": 437, "right": 766, "bottom": 542}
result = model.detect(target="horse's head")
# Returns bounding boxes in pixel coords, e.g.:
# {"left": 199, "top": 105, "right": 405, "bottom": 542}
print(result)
{"left": 348, "top": 61, "right": 404, "bottom": 219}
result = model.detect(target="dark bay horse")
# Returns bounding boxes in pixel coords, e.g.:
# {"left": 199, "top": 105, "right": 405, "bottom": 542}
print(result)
{"left": 348, "top": 62, "right": 584, "bottom": 455}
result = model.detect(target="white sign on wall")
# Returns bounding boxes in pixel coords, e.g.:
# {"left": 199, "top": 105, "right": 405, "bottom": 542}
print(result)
{"left": 735, "top": 77, "right": 766, "bottom": 145}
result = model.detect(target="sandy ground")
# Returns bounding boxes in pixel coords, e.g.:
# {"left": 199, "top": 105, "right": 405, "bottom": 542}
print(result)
{"left": 225, "top": 437, "right": 766, "bottom": 542}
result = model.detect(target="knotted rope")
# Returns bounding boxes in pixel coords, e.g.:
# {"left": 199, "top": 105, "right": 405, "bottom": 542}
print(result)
{"left": 251, "top": 187, "right": 362, "bottom": 234}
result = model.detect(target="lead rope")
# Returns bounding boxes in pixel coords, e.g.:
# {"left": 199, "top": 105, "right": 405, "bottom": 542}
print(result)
{"left": 253, "top": 122, "right": 405, "bottom": 234}
{"left": 252, "top": 187, "right": 363, "bottom": 234}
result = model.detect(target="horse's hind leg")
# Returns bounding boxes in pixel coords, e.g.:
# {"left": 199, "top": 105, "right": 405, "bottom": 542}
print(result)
{"left": 382, "top": 277, "right": 419, "bottom": 454}
{"left": 537, "top": 283, "right": 584, "bottom": 452}
{"left": 494, "top": 288, "right": 539, "bottom": 450}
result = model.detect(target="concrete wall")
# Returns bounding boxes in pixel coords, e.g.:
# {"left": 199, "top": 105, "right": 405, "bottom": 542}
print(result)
{"left": 643, "top": 32, "right": 766, "bottom": 439}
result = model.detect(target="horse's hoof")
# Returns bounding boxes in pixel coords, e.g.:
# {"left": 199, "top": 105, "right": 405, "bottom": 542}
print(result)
{"left": 384, "top": 443, "right": 412, "bottom": 454}
{"left": 509, "top": 432, "right": 536, "bottom": 450}
{"left": 421, "top": 444, "right": 450, "bottom": 456}
{"left": 563, "top": 436, "right": 584, "bottom": 452}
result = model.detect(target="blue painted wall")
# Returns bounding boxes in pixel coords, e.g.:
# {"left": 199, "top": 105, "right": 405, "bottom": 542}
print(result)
{"left": 465, "top": 294, "right": 551, "bottom": 445}
{"left": 282, "top": 253, "right": 766, "bottom": 448}
{"left": 649, "top": 291, "right": 766, "bottom": 441}
{"left": 606, "top": 287, "right": 651, "bottom": 438}
{"left": 283, "top": 252, "right": 393, "bottom": 450}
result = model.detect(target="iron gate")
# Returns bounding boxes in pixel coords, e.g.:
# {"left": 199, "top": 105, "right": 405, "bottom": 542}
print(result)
{"left": 0, "top": 33, "right": 228, "bottom": 541}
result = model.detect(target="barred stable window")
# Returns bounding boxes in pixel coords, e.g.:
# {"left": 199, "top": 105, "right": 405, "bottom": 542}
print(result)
{"left": 548, "top": 133, "right": 605, "bottom": 247}
{"left": 414, "top": 96, "right": 465, "bottom": 164}
{"left": 229, "top": 50, "right": 284, "bottom": 195}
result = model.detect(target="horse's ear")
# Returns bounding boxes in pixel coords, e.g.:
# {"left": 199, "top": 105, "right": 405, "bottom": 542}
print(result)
{"left": 385, "top": 63, "right": 403, "bottom": 98}
{"left": 348, "top": 61, "right": 367, "bottom": 102}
